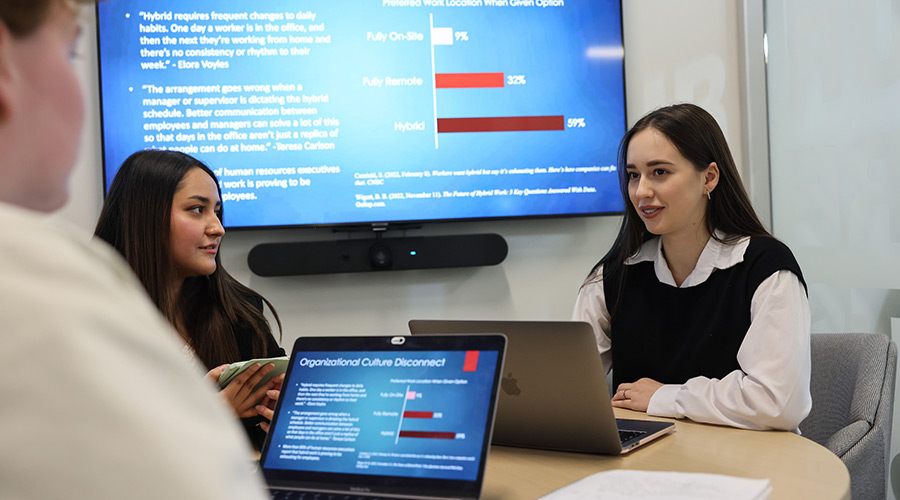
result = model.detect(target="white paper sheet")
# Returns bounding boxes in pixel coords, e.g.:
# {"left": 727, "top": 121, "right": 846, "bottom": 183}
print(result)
{"left": 538, "top": 469, "right": 771, "bottom": 500}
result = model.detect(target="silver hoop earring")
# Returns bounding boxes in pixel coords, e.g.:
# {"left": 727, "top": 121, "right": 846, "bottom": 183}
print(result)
{"left": 706, "top": 191, "right": 711, "bottom": 200}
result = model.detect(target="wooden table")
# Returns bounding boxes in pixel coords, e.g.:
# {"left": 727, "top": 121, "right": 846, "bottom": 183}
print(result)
{"left": 480, "top": 408, "right": 850, "bottom": 500}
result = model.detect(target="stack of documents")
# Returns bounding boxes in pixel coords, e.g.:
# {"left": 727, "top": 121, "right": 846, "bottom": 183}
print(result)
{"left": 539, "top": 470, "right": 771, "bottom": 500}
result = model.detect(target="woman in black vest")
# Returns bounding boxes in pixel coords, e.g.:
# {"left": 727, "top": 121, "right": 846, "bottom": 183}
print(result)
{"left": 573, "top": 103, "right": 811, "bottom": 431}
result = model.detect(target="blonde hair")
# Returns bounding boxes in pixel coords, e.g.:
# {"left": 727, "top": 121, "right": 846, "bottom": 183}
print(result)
{"left": 0, "top": 0, "right": 89, "bottom": 37}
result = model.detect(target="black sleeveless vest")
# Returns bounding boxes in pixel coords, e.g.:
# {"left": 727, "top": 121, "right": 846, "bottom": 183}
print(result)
{"left": 604, "top": 236, "right": 806, "bottom": 388}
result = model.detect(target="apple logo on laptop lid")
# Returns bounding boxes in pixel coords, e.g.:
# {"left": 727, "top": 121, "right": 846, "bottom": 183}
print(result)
{"left": 501, "top": 372, "right": 521, "bottom": 396}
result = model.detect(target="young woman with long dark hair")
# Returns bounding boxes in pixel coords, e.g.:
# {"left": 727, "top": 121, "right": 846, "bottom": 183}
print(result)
{"left": 95, "top": 149, "right": 285, "bottom": 448}
{"left": 573, "top": 103, "right": 811, "bottom": 431}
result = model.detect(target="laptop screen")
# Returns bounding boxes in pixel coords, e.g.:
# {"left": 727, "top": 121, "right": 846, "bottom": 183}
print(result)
{"left": 260, "top": 335, "right": 506, "bottom": 498}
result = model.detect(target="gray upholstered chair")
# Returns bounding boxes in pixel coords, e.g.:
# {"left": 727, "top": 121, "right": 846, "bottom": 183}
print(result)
{"left": 799, "top": 333, "right": 898, "bottom": 500}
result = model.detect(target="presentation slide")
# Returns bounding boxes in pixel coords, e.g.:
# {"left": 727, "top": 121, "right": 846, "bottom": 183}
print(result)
{"left": 97, "top": 0, "right": 625, "bottom": 227}
{"left": 264, "top": 349, "right": 499, "bottom": 481}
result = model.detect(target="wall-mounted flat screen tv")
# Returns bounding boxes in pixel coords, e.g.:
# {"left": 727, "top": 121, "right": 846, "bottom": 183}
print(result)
{"left": 96, "top": 0, "right": 626, "bottom": 229}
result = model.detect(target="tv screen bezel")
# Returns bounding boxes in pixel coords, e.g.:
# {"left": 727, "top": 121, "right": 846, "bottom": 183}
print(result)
{"left": 94, "top": 1, "right": 627, "bottom": 232}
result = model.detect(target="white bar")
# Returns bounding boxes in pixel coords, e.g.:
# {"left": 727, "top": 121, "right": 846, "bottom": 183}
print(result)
{"left": 432, "top": 27, "right": 453, "bottom": 46}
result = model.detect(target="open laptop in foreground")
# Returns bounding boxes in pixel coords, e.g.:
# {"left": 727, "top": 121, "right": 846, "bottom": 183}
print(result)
{"left": 259, "top": 334, "right": 506, "bottom": 500}
{"left": 408, "top": 320, "right": 674, "bottom": 454}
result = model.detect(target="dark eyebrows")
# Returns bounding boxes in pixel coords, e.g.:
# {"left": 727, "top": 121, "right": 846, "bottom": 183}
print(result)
{"left": 186, "top": 195, "right": 222, "bottom": 209}
{"left": 626, "top": 159, "right": 675, "bottom": 169}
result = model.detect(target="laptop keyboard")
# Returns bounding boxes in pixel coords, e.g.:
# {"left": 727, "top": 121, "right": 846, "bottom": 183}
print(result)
{"left": 270, "top": 491, "right": 407, "bottom": 500}
{"left": 618, "top": 429, "right": 646, "bottom": 444}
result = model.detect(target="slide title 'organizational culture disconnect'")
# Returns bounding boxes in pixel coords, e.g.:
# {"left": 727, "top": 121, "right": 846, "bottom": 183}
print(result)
{"left": 298, "top": 357, "right": 448, "bottom": 368}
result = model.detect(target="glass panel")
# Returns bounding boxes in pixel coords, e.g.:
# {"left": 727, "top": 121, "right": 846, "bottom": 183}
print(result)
{"left": 766, "top": 1, "right": 900, "bottom": 497}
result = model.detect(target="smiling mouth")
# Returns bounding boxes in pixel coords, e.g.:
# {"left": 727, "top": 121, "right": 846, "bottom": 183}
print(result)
{"left": 640, "top": 207, "right": 662, "bottom": 216}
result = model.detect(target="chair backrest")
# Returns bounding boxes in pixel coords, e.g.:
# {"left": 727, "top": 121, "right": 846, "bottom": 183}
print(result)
{"left": 800, "top": 332, "right": 898, "bottom": 500}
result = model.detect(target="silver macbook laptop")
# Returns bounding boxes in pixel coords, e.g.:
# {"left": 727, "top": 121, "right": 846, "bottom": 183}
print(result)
{"left": 408, "top": 320, "right": 674, "bottom": 454}
{"left": 259, "top": 334, "right": 506, "bottom": 500}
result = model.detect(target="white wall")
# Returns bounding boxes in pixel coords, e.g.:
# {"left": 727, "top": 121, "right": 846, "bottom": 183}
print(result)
{"left": 57, "top": 1, "right": 745, "bottom": 348}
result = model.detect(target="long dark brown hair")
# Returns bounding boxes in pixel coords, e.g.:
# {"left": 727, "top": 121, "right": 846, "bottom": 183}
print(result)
{"left": 588, "top": 103, "right": 771, "bottom": 286}
{"left": 94, "top": 150, "right": 281, "bottom": 369}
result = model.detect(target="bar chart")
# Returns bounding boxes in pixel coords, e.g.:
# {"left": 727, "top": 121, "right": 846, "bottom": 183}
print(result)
{"left": 428, "top": 15, "right": 582, "bottom": 145}
{"left": 394, "top": 386, "right": 467, "bottom": 443}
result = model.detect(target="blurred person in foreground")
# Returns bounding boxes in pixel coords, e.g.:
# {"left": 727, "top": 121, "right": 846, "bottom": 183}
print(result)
{"left": 0, "top": 1, "right": 269, "bottom": 498}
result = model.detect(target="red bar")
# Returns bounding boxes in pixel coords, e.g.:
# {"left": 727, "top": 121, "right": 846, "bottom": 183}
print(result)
{"left": 403, "top": 411, "right": 434, "bottom": 419}
{"left": 463, "top": 351, "right": 479, "bottom": 372}
{"left": 435, "top": 72, "right": 504, "bottom": 88}
{"left": 437, "top": 116, "right": 565, "bottom": 133}
{"left": 399, "top": 431, "right": 456, "bottom": 439}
